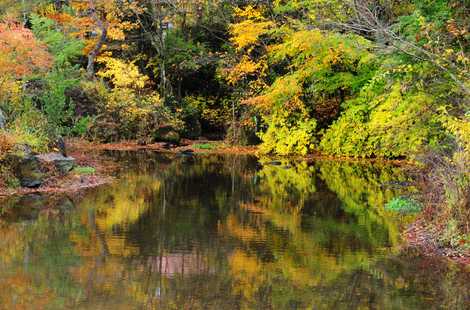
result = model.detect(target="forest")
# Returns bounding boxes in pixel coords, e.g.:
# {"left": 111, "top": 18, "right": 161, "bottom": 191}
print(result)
{"left": 0, "top": 1, "right": 469, "bottom": 267}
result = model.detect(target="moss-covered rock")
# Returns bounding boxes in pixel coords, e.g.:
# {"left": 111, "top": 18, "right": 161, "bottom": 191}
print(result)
{"left": 153, "top": 126, "right": 181, "bottom": 144}
{"left": 14, "top": 155, "right": 44, "bottom": 188}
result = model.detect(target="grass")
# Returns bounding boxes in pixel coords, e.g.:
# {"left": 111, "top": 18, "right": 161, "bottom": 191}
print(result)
{"left": 72, "top": 166, "right": 96, "bottom": 175}
{"left": 192, "top": 143, "right": 218, "bottom": 150}
{"left": 385, "top": 197, "right": 422, "bottom": 214}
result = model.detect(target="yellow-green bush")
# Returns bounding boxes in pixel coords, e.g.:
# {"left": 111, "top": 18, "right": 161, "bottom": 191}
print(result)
{"left": 320, "top": 83, "right": 445, "bottom": 158}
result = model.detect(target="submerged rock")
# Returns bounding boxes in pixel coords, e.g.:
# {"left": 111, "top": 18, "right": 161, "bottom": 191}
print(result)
{"left": 36, "top": 152, "right": 76, "bottom": 175}
{"left": 177, "top": 149, "right": 195, "bottom": 158}
{"left": 0, "top": 108, "right": 6, "bottom": 129}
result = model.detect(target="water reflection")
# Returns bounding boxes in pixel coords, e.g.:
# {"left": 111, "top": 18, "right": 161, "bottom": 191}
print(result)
{"left": 0, "top": 152, "right": 468, "bottom": 309}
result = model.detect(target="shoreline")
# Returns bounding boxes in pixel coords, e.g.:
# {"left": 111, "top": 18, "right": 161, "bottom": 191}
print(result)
{"left": 0, "top": 143, "right": 118, "bottom": 197}
{"left": 68, "top": 138, "right": 414, "bottom": 166}
{"left": 1, "top": 138, "right": 467, "bottom": 266}
{"left": 404, "top": 218, "right": 470, "bottom": 266}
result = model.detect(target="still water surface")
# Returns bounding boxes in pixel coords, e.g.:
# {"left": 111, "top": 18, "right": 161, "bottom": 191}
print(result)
{"left": 0, "top": 152, "right": 468, "bottom": 309}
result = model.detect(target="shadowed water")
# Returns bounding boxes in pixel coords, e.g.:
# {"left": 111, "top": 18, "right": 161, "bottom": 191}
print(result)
{"left": 0, "top": 152, "right": 468, "bottom": 309}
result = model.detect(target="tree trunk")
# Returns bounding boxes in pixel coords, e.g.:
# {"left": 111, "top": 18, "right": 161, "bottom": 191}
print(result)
{"left": 86, "top": 0, "right": 108, "bottom": 78}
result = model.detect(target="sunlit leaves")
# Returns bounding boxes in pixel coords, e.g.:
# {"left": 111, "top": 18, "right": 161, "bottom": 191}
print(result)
{"left": 229, "top": 6, "right": 274, "bottom": 51}
{"left": 0, "top": 21, "right": 52, "bottom": 79}
{"left": 97, "top": 55, "right": 149, "bottom": 89}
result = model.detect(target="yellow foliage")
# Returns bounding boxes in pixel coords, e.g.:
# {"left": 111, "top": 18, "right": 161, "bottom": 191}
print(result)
{"left": 442, "top": 113, "right": 470, "bottom": 162}
{"left": 230, "top": 6, "right": 273, "bottom": 51}
{"left": 233, "top": 5, "right": 264, "bottom": 20}
{"left": 97, "top": 55, "right": 149, "bottom": 89}
{"left": 226, "top": 56, "right": 266, "bottom": 85}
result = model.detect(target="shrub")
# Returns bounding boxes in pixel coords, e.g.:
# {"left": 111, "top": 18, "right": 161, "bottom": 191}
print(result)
{"left": 424, "top": 151, "right": 469, "bottom": 247}
{"left": 82, "top": 81, "right": 183, "bottom": 142}
{"left": 0, "top": 131, "right": 15, "bottom": 159}
{"left": 6, "top": 102, "right": 50, "bottom": 153}
{"left": 71, "top": 116, "right": 93, "bottom": 138}
{"left": 259, "top": 111, "right": 317, "bottom": 155}
{"left": 320, "top": 81, "right": 445, "bottom": 158}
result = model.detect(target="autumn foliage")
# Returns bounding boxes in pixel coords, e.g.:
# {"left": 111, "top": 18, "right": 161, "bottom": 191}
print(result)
{"left": 0, "top": 21, "right": 52, "bottom": 79}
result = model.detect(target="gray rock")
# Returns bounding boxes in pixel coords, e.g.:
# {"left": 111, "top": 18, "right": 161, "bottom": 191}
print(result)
{"left": 0, "top": 108, "right": 5, "bottom": 130}
{"left": 36, "top": 152, "right": 76, "bottom": 175}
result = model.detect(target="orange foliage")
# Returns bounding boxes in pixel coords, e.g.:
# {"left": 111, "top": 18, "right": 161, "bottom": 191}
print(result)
{"left": 0, "top": 21, "right": 52, "bottom": 79}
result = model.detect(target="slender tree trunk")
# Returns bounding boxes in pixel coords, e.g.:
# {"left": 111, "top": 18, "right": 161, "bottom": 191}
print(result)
{"left": 87, "top": 0, "right": 108, "bottom": 78}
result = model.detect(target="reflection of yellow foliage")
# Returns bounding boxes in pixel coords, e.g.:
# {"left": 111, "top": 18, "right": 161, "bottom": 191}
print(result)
{"left": 221, "top": 214, "right": 265, "bottom": 241}
{"left": 106, "top": 236, "right": 140, "bottom": 257}
{"left": 257, "top": 159, "right": 316, "bottom": 211}
{"left": 240, "top": 202, "right": 301, "bottom": 234}
{"left": 229, "top": 249, "right": 265, "bottom": 303}
{"left": 317, "top": 161, "right": 414, "bottom": 248}
{"left": 96, "top": 201, "right": 151, "bottom": 231}
{"left": 0, "top": 224, "right": 25, "bottom": 264}
{"left": 230, "top": 250, "right": 261, "bottom": 276}
{"left": 71, "top": 174, "right": 162, "bottom": 260}
{"left": 85, "top": 175, "right": 161, "bottom": 230}
{"left": 0, "top": 272, "right": 55, "bottom": 309}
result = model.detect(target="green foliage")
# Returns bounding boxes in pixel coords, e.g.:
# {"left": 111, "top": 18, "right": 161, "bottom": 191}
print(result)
{"left": 38, "top": 69, "right": 79, "bottom": 135}
{"left": 259, "top": 113, "right": 317, "bottom": 156}
{"left": 226, "top": 0, "right": 468, "bottom": 160}
{"left": 71, "top": 116, "right": 93, "bottom": 138}
{"left": 6, "top": 100, "right": 50, "bottom": 152}
{"left": 320, "top": 82, "right": 445, "bottom": 158}
{"left": 182, "top": 95, "right": 231, "bottom": 131}
{"left": 30, "top": 14, "right": 84, "bottom": 68}
{"left": 28, "top": 15, "right": 83, "bottom": 136}
{"left": 385, "top": 197, "right": 422, "bottom": 214}
{"left": 164, "top": 30, "right": 207, "bottom": 74}
{"left": 249, "top": 30, "right": 377, "bottom": 155}
{"left": 0, "top": 0, "right": 467, "bottom": 161}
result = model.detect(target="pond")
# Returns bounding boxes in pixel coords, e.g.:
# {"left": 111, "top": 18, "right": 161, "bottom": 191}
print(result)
{"left": 0, "top": 152, "right": 468, "bottom": 309}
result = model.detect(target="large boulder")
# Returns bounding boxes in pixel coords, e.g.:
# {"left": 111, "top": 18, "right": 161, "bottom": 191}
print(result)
{"left": 154, "top": 126, "right": 181, "bottom": 144}
{"left": 36, "top": 153, "right": 76, "bottom": 175}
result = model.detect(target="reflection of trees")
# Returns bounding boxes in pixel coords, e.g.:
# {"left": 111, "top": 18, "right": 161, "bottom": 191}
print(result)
{"left": 317, "top": 161, "right": 416, "bottom": 248}
{"left": 0, "top": 154, "right": 467, "bottom": 309}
